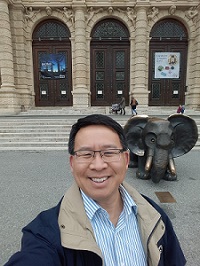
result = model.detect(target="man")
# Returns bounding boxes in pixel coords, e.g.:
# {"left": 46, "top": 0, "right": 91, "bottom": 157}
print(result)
{"left": 5, "top": 114, "right": 186, "bottom": 266}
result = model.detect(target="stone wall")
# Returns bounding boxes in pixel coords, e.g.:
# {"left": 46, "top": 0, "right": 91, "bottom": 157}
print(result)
{"left": 0, "top": 0, "right": 200, "bottom": 114}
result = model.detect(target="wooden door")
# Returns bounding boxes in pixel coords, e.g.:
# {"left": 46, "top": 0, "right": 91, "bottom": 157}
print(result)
{"left": 149, "top": 42, "right": 187, "bottom": 106}
{"left": 33, "top": 43, "right": 72, "bottom": 106}
{"left": 91, "top": 45, "right": 129, "bottom": 106}
{"left": 148, "top": 19, "right": 188, "bottom": 106}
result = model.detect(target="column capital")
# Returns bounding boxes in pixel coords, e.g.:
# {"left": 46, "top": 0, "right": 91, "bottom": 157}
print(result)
{"left": 0, "top": 0, "right": 14, "bottom": 4}
{"left": 72, "top": 1, "right": 86, "bottom": 10}
{"left": 135, "top": 5, "right": 149, "bottom": 11}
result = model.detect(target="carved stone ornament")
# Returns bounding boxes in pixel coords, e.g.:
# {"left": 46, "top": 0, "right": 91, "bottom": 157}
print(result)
{"left": 147, "top": 7, "right": 159, "bottom": 20}
{"left": 46, "top": 6, "right": 52, "bottom": 16}
{"left": 24, "top": 6, "right": 40, "bottom": 22}
{"left": 57, "top": 7, "right": 74, "bottom": 25}
{"left": 118, "top": 7, "right": 136, "bottom": 25}
{"left": 86, "top": 7, "right": 104, "bottom": 24}
{"left": 169, "top": 5, "right": 176, "bottom": 15}
{"left": 185, "top": 6, "right": 198, "bottom": 20}
{"left": 107, "top": 7, "right": 114, "bottom": 14}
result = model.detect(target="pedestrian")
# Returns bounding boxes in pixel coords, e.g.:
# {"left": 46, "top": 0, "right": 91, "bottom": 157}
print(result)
{"left": 5, "top": 114, "right": 186, "bottom": 266}
{"left": 177, "top": 104, "right": 185, "bottom": 114}
{"left": 181, "top": 105, "right": 185, "bottom": 114}
{"left": 119, "top": 96, "right": 126, "bottom": 115}
{"left": 130, "top": 96, "right": 138, "bottom": 115}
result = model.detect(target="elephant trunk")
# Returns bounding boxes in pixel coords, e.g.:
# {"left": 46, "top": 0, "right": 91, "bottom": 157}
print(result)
{"left": 150, "top": 149, "right": 169, "bottom": 183}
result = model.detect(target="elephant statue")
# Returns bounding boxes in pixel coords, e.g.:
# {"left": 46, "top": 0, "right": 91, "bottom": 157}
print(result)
{"left": 124, "top": 114, "right": 198, "bottom": 183}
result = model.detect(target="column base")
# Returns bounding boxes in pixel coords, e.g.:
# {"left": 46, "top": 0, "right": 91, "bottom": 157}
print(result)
{"left": 72, "top": 86, "right": 91, "bottom": 108}
{"left": 0, "top": 85, "right": 20, "bottom": 115}
{"left": 185, "top": 86, "right": 200, "bottom": 108}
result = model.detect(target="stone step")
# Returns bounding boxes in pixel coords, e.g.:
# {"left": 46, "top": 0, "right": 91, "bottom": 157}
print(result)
{"left": 0, "top": 141, "right": 68, "bottom": 146}
{"left": 19, "top": 105, "right": 200, "bottom": 115}
{"left": 0, "top": 126, "right": 72, "bottom": 133}
{"left": 0, "top": 135, "right": 69, "bottom": 140}
{"left": 0, "top": 112, "right": 199, "bottom": 150}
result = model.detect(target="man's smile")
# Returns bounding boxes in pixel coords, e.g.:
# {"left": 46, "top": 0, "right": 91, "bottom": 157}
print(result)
{"left": 90, "top": 176, "right": 109, "bottom": 183}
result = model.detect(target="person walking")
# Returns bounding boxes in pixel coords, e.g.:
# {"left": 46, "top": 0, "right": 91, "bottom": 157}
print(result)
{"left": 130, "top": 96, "right": 138, "bottom": 115}
{"left": 5, "top": 114, "right": 186, "bottom": 266}
{"left": 119, "top": 96, "right": 126, "bottom": 115}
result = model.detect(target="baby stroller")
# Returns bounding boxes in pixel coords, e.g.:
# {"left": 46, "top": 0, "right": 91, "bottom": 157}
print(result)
{"left": 110, "top": 103, "right": 122, "bottom": 114}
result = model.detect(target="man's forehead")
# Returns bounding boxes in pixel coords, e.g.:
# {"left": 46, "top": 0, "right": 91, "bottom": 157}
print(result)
{"left": 74, "top": 125, "right": 121, "bottom": 145}
{"left": 76, "top": 124, "right": 117, "bottom": 134}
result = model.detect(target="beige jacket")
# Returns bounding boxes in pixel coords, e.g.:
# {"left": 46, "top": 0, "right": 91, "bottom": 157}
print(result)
{"left": 58, "top": 181, "right": 165, "bottom": 266}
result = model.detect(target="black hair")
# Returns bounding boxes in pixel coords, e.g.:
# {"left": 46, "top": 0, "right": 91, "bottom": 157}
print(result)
{"left": 68, "top": 114, "right": 128, "bottom": 154}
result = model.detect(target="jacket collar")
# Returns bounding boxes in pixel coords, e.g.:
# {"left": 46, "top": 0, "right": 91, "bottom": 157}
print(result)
{"left": 58, "top": 182, "right": 103, "bottom": 259}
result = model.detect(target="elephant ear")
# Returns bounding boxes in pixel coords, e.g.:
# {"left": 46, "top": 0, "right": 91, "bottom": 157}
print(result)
{"left": 124, "top": 115, "right": 149, "bottom": 156}
{"left": 168, "top": 114, "right": 198, "bottom": 157}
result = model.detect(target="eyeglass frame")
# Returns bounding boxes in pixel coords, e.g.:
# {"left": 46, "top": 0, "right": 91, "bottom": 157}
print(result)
{"left": 72, "top": 148, "right": 128, "bottom": 163}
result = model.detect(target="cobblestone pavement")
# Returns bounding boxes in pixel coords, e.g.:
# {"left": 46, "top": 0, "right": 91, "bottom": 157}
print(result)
{"left": 1, "top": 150, "right": 200, "bottom": 265}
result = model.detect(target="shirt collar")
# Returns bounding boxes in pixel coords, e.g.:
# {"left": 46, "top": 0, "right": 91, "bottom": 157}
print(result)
{"left": 81, "top": 189, "right": 101, "bottom": 220}
{"left": 81, "top": 184, "right": 137, "bottom": 221}
{"left": 120, "top": 184, "right": 138, "bottom": 215}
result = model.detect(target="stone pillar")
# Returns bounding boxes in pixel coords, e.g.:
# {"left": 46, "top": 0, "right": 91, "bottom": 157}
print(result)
{"left": 72, "top": 6, "right": 89, "bottom": 108}
{"left": 133, "top": 6, "right": 148, "bottom": 105}
{"left": 0, "top": 0, "right": 19, "bottom": 114}
{"left": 187, "top": 21, "right": 200, "bottom": 110}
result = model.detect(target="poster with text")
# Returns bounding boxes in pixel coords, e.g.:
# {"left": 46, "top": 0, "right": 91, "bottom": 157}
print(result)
{"left": 155, "top": 52, "right": 180, "bottom": 79}
{"left": 40, "top": 53, "right": 66, "bottom": 79}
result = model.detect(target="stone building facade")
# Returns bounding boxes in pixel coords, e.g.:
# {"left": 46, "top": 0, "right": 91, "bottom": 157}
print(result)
{"left": 0, "top": 0, "right": 200, "bottom": 114}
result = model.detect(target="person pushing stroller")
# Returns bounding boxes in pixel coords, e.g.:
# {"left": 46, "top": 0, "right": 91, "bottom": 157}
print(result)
{"left": 110, "top": 96, "right": 126, "bottom": 115}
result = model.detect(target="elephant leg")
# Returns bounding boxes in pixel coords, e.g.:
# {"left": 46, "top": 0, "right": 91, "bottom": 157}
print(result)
{"left": 163, "top": 157, "right": 177, "bottom": 181}
{"left": 163, "top": 169, "right": 177, "bottom": 181}
{"left": 136, "top": 156, "right": 151, "bottom": 180}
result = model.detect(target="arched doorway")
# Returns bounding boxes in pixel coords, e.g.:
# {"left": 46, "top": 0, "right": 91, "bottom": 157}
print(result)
{"left": 32, "top": 20, "right": 72, "bottom": 106}
{"left": 90, "top": 19, "right": 130, "bottom": 106}
{"left": 148, "top": 19, "right": 188, "bottom": 106}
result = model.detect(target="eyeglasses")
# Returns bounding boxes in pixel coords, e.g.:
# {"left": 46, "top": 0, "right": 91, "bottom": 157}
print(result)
{"left": 73, "top": 148, "right": 126, "bottom": 163}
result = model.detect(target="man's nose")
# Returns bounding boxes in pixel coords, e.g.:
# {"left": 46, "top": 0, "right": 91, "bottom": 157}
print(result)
{"left": 89, "top": 152, "right": 107, "bottom": 169}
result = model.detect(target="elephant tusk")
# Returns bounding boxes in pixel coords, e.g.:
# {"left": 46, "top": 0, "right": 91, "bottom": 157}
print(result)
{"left": 145, "top": 155, "right": 153, "bottom": 171}
{"left": 168, "top": 157, "right": 176, "bottom": 175}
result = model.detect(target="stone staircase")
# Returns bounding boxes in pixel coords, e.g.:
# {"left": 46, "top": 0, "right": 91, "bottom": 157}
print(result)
{"left": 0, "top": 106, "right": 199, "bottom": 150}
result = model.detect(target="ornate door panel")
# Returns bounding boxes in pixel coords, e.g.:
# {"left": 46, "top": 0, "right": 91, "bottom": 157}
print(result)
{"left": 91, "top": 45, "right": 129, "bottom": 106}
{"left": 149, "top": 42, "right": 187, "bottom": 106}
{"left": 148, "top": 19, "right": 188, "bottom": 106}
{"left": 32, "top": 20, "right": 72, "bottom": 106}
{"left": 90, "top": 19, "right": 130, "bottom": 106}
{"left": 33, "top": 44, "right": 72, "bottom": 106}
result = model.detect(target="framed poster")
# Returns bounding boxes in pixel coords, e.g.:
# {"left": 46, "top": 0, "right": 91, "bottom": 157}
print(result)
{"left": 155, "top": 52, "right": 180, "bottom": 79}
{"left": 40, "top": 53, "right": 66, "bottom": 79}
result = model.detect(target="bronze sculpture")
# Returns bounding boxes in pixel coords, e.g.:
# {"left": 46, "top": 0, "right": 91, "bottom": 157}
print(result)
{"left": 124, "top": 114, "right": 198, "bottom": 183}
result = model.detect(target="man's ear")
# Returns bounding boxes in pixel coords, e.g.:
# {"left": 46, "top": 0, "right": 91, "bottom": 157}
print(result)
{"left": 125, "top": 150, "right": 130, "bottom": 169}
{"left": 69, "top": 155, "right": 74, "bottom": 172}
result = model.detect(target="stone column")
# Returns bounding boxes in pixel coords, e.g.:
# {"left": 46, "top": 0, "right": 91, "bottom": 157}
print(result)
{"left": 188, "top": 21, "right": 200, "bottom": 110}
{"left": 72, "top": 6, "right": 89, "bottom": 108}
{"left": 0, "top": 0, "right": 18, "bottom": 114}
{"left": 133, "top": 6, "right": 148, "bottom": 105}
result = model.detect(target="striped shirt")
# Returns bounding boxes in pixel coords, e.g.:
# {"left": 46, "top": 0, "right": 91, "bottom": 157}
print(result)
{"left": 81, "top": 185, "right": 147, "bottom": 266}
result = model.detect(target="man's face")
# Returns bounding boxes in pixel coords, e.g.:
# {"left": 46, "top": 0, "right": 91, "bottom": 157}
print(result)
{"left": 70, "top": 125, "right": 130, "bottom": 205}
